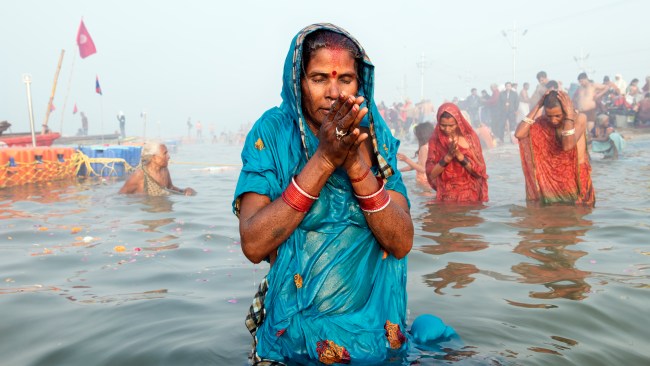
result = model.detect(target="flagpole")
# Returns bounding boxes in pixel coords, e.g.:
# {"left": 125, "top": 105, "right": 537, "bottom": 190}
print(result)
{"left": 100, "top": 95, "right": 104, "bottom": 144}
{"left": 59, "top": 50, "right": 77, "bottom": 136}
{"left": 43, "top": 49, "right": 65, "bottom": 134}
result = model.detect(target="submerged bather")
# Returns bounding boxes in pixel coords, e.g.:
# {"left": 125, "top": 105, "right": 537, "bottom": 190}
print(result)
{"left": 119, "top": 141, "right": 196, "bottom": 196}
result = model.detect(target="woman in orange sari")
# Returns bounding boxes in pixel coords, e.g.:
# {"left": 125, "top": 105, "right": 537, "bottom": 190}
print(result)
{"left": 425, "top": 103, "right": 489, "bottom": 202}
{"left": 514, "top": 90, "right": 595, "bottom": 206}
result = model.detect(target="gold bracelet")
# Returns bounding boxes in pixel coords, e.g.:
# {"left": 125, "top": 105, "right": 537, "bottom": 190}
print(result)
{"left": 523, "top": 117, "right": 535, "bottom": 125}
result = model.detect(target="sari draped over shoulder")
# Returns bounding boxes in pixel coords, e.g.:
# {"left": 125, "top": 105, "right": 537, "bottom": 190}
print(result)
{"left": 233, "top": 23, "right": 409, "bottom": 364}
{"left": 425, "top": 103, "right": 489, "bottom": 202}
{"left": 142, "top": 166, "right": 171, "bottom": 196}
{"left": 518, "top": 116, "right": 595, "bottom": 206}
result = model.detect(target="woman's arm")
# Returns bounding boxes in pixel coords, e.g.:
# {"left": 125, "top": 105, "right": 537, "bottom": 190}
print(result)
{"left": 397, "top": 153, "right": 414, "bottom": 172}
{"left": 454, "top": 149, "right": 483, "bottom": 178}
{"left": 118, "top": 169, "right": 144, "bottom": 194}
{"left": 397, "top": 150, "right": 426, "bottom": 174}
{"left": 165, "top": 169, "right": 196, "bottom": 196}
{"left": 238, "top": 153, "right": 334, "bottom": 264}
{"left": 557, "top": 92, "right": 587, "bottom": 151}
{"left": 426, "top": 152, "right": 451, "bottom": 183}
{"left": 239, "top": 93, "right": 369, "bottom": 264}
{"left": 345, "top": 146, "right": 413, "bottom": 259}
{"left": 515, "top": 92, "right": 546, "bottom": 139}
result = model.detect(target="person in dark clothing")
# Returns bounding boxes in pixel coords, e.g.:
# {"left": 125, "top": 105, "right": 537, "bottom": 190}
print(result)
{"left": 465, "top": 88, "right": 481, "bottom": 127}
{"left": 496, "top": 82, "right": 519, "bottom": 142}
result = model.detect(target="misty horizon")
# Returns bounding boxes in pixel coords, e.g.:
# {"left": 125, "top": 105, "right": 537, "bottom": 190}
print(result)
{"left": 2, "top": 0, "right": 647, "bottom": 138}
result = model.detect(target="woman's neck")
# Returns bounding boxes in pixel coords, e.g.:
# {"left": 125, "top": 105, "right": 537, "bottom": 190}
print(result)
{"left": 146, "top": 162, "right": 165, "bottom": 173}
{"left": 306, "top": 119, "right": 320, "bottom": 136}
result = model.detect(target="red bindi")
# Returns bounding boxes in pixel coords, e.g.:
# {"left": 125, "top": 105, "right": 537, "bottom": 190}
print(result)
{"left": 332, "top": 70, "right": 337, "bottom": 77}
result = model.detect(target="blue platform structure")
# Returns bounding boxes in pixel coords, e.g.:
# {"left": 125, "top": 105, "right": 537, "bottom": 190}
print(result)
{"left": 77, "top": 145, "right": 142, "bottom": 177}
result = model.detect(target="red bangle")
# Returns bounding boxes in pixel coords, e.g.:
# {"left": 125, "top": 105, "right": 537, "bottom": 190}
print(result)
{"left": 354, "top": 177, "right": 391, "bottom": 213}
{"left": 282, "top": 176, "right": 318, "bottom": 212}
{"left": 350, "top": 169, "right": 370, "bottom": 183}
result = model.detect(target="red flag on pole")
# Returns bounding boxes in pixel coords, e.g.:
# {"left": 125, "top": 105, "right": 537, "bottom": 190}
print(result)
{"left": 95, "top": 75, "right": 103, "bottom": 95}
{"left": 76, "top": 20, "right": 97, "bottom": 59}
{"left": 73, "top": 103, "right": 78, "bottom": 114}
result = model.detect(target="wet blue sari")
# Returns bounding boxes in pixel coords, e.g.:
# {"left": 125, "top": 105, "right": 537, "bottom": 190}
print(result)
{"left": 233, "top": 24, "right": 410, "bottom": 364}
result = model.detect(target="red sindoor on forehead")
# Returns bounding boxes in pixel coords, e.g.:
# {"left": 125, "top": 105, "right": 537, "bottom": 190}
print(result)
{"left": 332, "top": 71, "right": 337, "bottom": 77}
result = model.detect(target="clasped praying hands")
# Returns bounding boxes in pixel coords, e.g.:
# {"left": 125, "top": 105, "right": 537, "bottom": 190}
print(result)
{"left": 316, "top": 92, "right": 369, "bottom": 170}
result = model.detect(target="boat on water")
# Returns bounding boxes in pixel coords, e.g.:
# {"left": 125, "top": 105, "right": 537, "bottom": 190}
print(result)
{"left": 55, "top": 133, "right": 122, "bottom": 145}
{"left": 0, "top": 132, "right": 61, "bottom": 147}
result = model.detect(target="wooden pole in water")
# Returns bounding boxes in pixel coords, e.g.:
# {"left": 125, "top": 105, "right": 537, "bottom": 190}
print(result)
{"left": 59, "top": 51, "right": 77, "bottom": 135}
{"left": 23, "top": 74, "right": 37, "bottom": 147}
{"left": 43, "top": 49, "right": 65, "bottom": 135}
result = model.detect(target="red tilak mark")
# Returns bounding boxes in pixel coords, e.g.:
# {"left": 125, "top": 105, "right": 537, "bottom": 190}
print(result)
{"left": 332, "top": 71, "right": 337, "bottom": 77}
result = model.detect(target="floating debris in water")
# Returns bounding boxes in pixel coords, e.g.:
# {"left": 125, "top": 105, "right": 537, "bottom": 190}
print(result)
{"left": 114, "top": 245, "right": 126, "bottom": 252}
{"left": 70, "top": 227, "right": 82, "bottom": 234}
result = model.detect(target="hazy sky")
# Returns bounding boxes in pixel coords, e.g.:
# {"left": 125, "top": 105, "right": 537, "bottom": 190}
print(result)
{"left": 2, "top": 0, "right": 647, "bottom": 138}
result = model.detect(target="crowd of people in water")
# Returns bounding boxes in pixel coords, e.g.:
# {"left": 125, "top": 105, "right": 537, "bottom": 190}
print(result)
{"left": 378, "top": 72, "right": 650, "bottom": 153}
{"left": 117, "top": 23, "right": 646, "bottom": 365}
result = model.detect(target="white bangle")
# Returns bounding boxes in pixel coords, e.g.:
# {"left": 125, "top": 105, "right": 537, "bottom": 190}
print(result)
{"left": 362, "top": 195, "right": 391, "bottom": 213}
{"left": 354, "top": 180, "right": 385, "bottom": 199}
{"left": 561, "top": 128, "right": 575, "bottom": 136}
{"left": 292, "top": 177, "right": 319, "bottom": 200}
{"left": 523, "top": 117, "right": 535, "bottom": 125}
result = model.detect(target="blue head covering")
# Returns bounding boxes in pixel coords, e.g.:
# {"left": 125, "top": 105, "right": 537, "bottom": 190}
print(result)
{"left": 279, "top": 23, "right": 396, "bottom": 178}
{"left": 233, "top": 23, "right": 410, "bottom": 364}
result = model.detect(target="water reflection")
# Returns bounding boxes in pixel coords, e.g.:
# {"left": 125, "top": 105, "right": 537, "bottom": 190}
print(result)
{"left": 134, "top": 196, "right": 176, "bottom": 232}
{"left": 509, "top": 204, "right": 593, "bottom": 301}
{"left": 0, "top": 179, "right": 84, "bottom": 220}
{"left": 419, "top": 203, "right": 487, "bottom": 294}
{"left": 419, "top": 203, "right": 488, "bottom": 255}
{"left": 140, "top": 196, "right": 175, "bottom": 213}
{"left": 423, "top": 262, "right": 479, "bottom": 295}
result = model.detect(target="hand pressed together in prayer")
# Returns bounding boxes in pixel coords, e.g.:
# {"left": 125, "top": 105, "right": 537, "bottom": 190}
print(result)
{"left": 445, "top": 136, "right": 464, "bottom": 163}
{"left": 315, "top": 92, "right": 369, "bottom": 172}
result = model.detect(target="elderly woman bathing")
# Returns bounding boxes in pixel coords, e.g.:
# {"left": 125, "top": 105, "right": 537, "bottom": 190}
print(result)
{"left": 119, "top": 141, "right": 196, "bottom": 196}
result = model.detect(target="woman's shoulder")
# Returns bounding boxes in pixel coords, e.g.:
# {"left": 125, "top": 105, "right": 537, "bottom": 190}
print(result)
{"left": 253, "top": 107, "right": 293, "bottom": 131}
{"left": 245, "top": 107, "right": 298, "bottom": 149}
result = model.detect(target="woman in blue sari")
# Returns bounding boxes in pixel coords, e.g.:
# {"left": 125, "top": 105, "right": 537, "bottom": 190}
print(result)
{"left": 233, "top": 24, "right": 414, "bottom": 364}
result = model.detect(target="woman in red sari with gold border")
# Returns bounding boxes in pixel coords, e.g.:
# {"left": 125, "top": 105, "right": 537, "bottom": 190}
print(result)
{"left": 514, "top": 90, "right": 595, "bottom": 207}
{"left": 425, "top": 103, "right": 489, "bottom": 202}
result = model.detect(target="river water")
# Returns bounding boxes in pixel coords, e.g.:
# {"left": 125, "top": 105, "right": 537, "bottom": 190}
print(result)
{"left": 1, "top": 137, "right": 648, "bottom": 366}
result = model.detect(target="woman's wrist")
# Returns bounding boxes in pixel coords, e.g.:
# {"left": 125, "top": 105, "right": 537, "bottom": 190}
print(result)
{"left": 563, "top": 119, "right": 575, "bottom": 129}
{"left": 349, "top": 167, "right": 371, "bottom": 183}
{"left": 313, "top": 150, "right": 337, "bottom": 175}
{"left": 438, "top": 157, "right": 449, "bottom": 167}
{"left": 345, "top": 158, "right": 370, "bottom": 180}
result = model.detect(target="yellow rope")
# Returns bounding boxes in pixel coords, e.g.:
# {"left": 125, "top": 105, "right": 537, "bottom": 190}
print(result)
{"left": 0, "top": 150, "right": 138, "bottom": 188}
{"left": 72, "top": 151, "right": 136, "bottom": 177}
